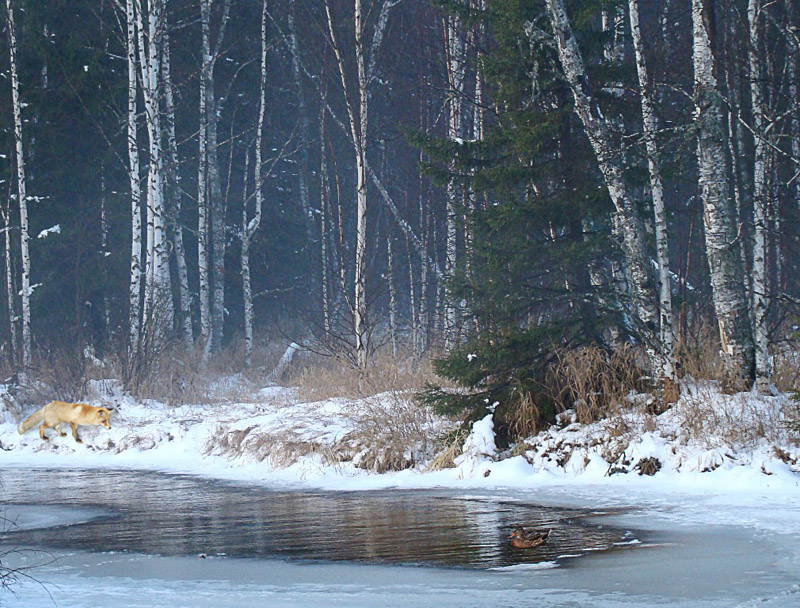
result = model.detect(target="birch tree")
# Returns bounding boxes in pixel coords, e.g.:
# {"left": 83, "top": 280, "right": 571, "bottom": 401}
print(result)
{"left": 198, "top": 0, "right": 231, "bottom": 356}
{"left": 1, "top": 203, "right": 17, "bottom": 363}
{"left": 443, "top": 11, "right": 467, "bottom": 349}
{"left": 163, "top": 14, "right": 193, "bottom": 348}
{"left": 628, "top": 0, "right": 676, "bottom": 386}
{"left": 287, "top": 0, "right": 312, "bottom": 234}
{"left": 747, "top": 0, "right": 772, "bottom": 391}
{"left": 788, "top": 0, "right": 800, "bottom": 219}
{"left": 126, "top": 0, "right": 143, "bottom": 353}
{"left": 541, "top": 0, "right": 659, "bottom": 360}
{"left": 6, "top": 0, "right": 31, "bottom": 367}
{"left": 324, "top": 0, "right": 397, "bottom": 368}
{"left": 241, "top": 0, "right": 269, "bottom": 369}
{"left": 134, "top": 0, "right": 172, "bottom": 332}
{"left": 691, "top": 0, "right": 754, "bottom": 385}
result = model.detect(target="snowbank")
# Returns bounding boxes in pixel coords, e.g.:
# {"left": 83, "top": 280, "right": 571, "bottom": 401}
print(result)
{"left": 1, "top": 378, "right": 798, "bottom": 534}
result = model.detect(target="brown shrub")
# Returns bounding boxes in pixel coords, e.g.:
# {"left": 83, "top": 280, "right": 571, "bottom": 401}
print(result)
{"left": 546, "top": 344, "right": 645, "bottom": 424}
{"left": 287, "top": 346, "right": 436, "bottom": 401}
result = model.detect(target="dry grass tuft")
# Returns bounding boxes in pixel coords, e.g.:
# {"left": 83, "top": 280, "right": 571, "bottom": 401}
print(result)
{"left": 674, "top": 318, "right": 725, "bottom": 383}
{"left": 677, "top": 383, "right": 788, "bottom": 449}
{"left": 426, "top": 428, "right": 469, "bottom": 471}
{"left": 546, "top": 344, "right": 645, "bottom": 423}
{"left": 771, "top": 342, "right": 800, "bottom": 393}
{"left": 287, "top": 347, "right": 436, "bottom": 401}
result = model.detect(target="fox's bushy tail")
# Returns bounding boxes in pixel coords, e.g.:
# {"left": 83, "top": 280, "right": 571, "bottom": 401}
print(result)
{"left": 18, "top": 407, "right": 45, "bottom": 434}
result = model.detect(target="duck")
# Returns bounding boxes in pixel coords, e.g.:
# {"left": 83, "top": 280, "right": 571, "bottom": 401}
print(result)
{"left": 509, "top": 527, "right": 551, "bottom": 549}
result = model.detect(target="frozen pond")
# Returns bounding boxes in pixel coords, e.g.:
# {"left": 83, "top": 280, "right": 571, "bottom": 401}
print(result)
{"left": 1, "top": 468, "right": 798, "bottom": 607}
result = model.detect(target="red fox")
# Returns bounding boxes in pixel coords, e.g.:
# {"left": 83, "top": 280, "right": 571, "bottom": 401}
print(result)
{"left": 17, "top": 401, "right": 112, "bottom": 443}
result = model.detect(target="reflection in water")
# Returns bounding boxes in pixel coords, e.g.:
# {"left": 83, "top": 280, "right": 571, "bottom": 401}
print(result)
{"left": 0, "top": 469, "right": 638, "bottom": 568}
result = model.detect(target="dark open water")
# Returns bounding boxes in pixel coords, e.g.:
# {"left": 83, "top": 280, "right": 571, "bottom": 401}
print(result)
{"left": 0, "top": 468, "right": 638, "bottom": 568}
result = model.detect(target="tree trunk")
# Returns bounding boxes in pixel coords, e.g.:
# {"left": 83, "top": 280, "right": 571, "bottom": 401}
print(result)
{"left": 2, "top": 204, "right": 18, "bottom": 364}
{"left": 747, "top": 0, "right": 770, "bottom": 391}
{"left": 162, "top": 19, "right": 193, "bottom": 348}
{"left": 126, "top": 0, "right": 143, "bottom": 353}
{"left": 287, "top": 0, "right": 313, "bottom": 236}
{"left": 197, "top": 0, "right": 211, "bottom": 349}
{"left": 542, "top": 0, "right": 659, "bottom": 359}
{"left": 134, "top": 0, "right": 172, "bottom": 331}
{"left": 691, "top": 0, "right": 754, "bottom": 386}
{"left": 320, "top": 89, "right": 332, "bottom": 336}
{"left": 628, "top": 0, "right": 676, "bottom": 383}
{"left": 6, "top": 0, "right": 31, "bottom": 368}
{"left": 387, "top": 236, "right": 397, "bottom": 357}
{"left": 788, "top": 0, "right": 800, "bottom": 221}
{"left": 443, "top": 13, "right": 467, "bottom": 350}
{"left": 241, "top": 0, "right": 268, "bottom": 369}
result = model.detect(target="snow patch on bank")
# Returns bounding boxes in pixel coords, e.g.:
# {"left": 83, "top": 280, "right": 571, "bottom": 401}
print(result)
{"left": 0, "top": 378, "right": 798, "bottom": 537}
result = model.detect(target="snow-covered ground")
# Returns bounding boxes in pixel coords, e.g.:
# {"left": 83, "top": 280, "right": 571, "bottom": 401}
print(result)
{"left": 1, "top": 377, "right": 799, "bottom": 606}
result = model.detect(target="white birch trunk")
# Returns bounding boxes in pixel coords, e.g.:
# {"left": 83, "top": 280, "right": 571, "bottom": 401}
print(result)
{"left": 444, "top": 13, "right": 466, "bottom": 350}
{"left": 353, "top": 0, "right": 369, "bottom": 368}
{"left": 241, "top": 0, "right": 268, "bottom": 369}
{"left": 126, "top": 0, "right": 143, "bottom": 352}
{"left": 747, "top": 0, "right": 770, "bottom": 391}
{"left": 320, "top": 91, "right": 331, "bottom": 336}
{"left": 418, "top": 190, "right": 429, "bottom": 355}
{"left": 691, "top": 0, "right": 754, "bottom": 385}
{"left": 163, "top": 19, "right": 193, "bottom": 348}
{"left": 197, "top": 0, "right": 211, "bottom": 348}
{"left": 287, "top": 0, "right": 312, "bottom": 232}
{"left": 387, "top": 236, "right": 397, "bottom": 357}
{"left": 201, "top": 0, "right": 231, "bottom": 355}
{"left": 542, "top": 0, "right": 659, "bottom": 356}
{"left": 789, "top": 0, "right": 800, "bottom": 219}
{"left": 324, "top": 0, "right": 396, "bottom": 367}
{"left": 628, "top": 0, "right": 675, "bottom": 382}
{"left": 406, "top": 234, "right": 417, "bottom": 356}
{"left": 241, "top": 151, "right": 254, "bottom": 369}
{"left": 134, "top": 0, "right": 171, "bottom": 330}
{"left": 2, "top": 206, "right": 18, "bottom": 362}
{"left": 6, "top": 0, "right": 31, "bottom": 367}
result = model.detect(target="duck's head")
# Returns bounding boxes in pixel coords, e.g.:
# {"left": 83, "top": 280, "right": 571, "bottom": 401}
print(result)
{"left": 509, "top": 528, "right": 525, "bottom": 539}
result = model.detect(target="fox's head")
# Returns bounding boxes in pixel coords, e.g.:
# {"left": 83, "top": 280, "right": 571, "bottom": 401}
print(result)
{"left": 95, "top": 407, "right": 111, "bottom": 429}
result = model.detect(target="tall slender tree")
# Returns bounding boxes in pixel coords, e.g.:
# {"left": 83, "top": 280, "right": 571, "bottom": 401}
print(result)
{"left": 691, "top": 0, "right": 754, "bottom": 385}
{"left": 6, "top": 0, "right": 31, "bottom": 367}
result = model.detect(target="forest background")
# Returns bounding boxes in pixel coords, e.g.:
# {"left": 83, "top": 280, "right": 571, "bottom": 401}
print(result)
{"left": 0, "top": 0, "right": 798, "bottom": 444}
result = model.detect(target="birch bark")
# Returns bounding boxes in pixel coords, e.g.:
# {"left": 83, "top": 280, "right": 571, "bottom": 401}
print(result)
{"left": 287, "top": 0, "right": 312, "bottom": 233}
{"left": 241, "top": 0, "right": 268, "bottom": 369}
{"left": 542, "top": 0, "right": 659, "bottom": 356}
{"left": 126, "top": 0, "right": 143, "bottom": 352}
{"left": 387, "top": 236, "right": 397, "bottom": 357}
{"left": 691, "top": 0, "right": 754, "bottom": 385}
{"left": 2, "top": 204, "right": 17, "bottom": 363}
{"left": 205, "top": 0, "right": 231, "bottom": 354}
{"left": 443, "top": 13, "right": 466, "bottom": 350}
{"left": 163, "top": 19, "right": 193, "bottom": 348}
{"left": 747, "top": 0, "right": 770, "bottom": 390}
{"left": 628, "top": 0, "right": 676, "bottom": 383}
{"left": 789, "top": 0, "right": 800, "bottom": 219}
{"left": 319, "top": 89, "right": 332, "bottom": 336}
{"left": 324, "top": 0, "right": 396, "bottom": 368}
{"left": 134, "top": 0, "right": 172, "bottom": 330}
{"left": 6, "top": 0, "right": 31, "bottom": 367}
{"left": 197, "top": 0, "right": 211, "bottom": 347}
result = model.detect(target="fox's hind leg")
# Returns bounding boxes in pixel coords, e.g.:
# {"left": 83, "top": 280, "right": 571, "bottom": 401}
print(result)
{"left": 70, "top": 422, "right": 82, "bottom": 443}
{"left": 39, "top": 423, "right": 56, "bottom": 440}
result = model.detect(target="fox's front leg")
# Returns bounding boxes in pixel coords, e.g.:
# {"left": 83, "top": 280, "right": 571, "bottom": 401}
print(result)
{"left": 70, "top": 422, "right": 82, "bottom": 443}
